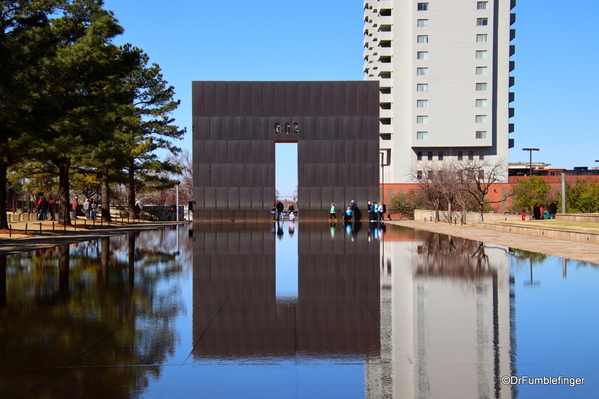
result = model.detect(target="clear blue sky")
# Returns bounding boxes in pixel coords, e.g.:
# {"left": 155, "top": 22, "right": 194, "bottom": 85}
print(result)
{"left": 103, "top": 0, "right": 599, "bottom": 193}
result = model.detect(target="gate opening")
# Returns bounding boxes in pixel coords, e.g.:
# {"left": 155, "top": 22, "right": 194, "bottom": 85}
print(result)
{"left": 275, "top": 142, "right": 298, "bottom": 204}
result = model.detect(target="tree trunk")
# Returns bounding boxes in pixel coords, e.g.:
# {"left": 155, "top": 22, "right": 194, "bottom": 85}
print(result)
{"left": 0, "top": 162, "right": 8, "bottom": 230}
{"left": 57, "top": 160, "right": 72, "bottom": 225}
{"left": 479, "top": 202, "right": 485, "bottom": 222}
{"left": 100, "top": 167, "right": 111, "bottom": 221}
{"left": 128, "top": 162, "right": 136, "bottom": 218}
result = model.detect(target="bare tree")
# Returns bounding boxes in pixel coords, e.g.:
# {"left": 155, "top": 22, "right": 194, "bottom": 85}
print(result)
{"left": 410, "top": 163, "right": 457, "bottom": 222}
{"left": 458, "top": 159, "right": 509, "bottom": 222}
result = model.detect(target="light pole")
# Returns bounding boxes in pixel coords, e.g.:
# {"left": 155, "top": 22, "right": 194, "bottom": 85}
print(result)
{"left": 175, "top": 181, "right": 180, "bottom": 221}
{"left": 380, "top": 151, "right": 385, "bottom": 204}
{"left": 522, "top": 148, "right": 539, "bottom": 176}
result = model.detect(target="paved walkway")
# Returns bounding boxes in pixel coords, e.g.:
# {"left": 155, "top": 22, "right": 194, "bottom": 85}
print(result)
{"left": 0, "top": 219, "right": 190, "bottom": 255}
{"left": 388, "top": 220, "right": 599, "bottom": 264}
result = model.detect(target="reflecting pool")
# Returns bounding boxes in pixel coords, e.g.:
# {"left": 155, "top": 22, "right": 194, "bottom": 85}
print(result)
{"left": 1, "top": 222, "right": 598, "bottom": 398}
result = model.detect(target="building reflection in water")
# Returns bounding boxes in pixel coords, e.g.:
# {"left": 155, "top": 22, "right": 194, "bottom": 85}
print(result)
{"left": 192, "top": 221, "right": 381, "bottom": 359}
{"left": 379, "top": 225, "right": 514, "bottom": 398}
{"left": 192, "top": 221, "right": 514, "bottom": 398}
{"left": 1, "top": 222, "right": 518, "bottom": 397}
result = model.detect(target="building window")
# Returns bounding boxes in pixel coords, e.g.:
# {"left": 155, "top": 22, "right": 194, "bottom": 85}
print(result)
{"left": 417, "top": 170, "right": 423, "bottom": 179}
{"left": 417, "top": 51, "right": 429, "bottom": 60}
{"left": 457, "top": 151, "right": 463, "bottom": 161}
{"left": 438, "top": 151, "right": 444, "bottom": 161}
{"left": 417, "top": 115, "right": 429, "bottom": 124}
{"left": 417, "top": 19, "right": 429, "bottom": 27}
{"left": 427, "top": 151, "right": 433, "bottom": 161}
{"left": 417, "top": 131, "right": 428, "bottom": 140}
{"left": 477, "top": 1, "right": 488, "bottom": 10}
{"left": 417, "top": 100, "right": 429, "bottom": 108}
{"left": 468, "top": 151, "right": 474, "bottom": 160}
{"left": 476, "top": 99, "right": 488, "bottom": 107}
{"left": 476, "top": 34, "right": 488, "bottom": 42}
{"left": 476, "top": 50, "right": 487, "bottom": 59}
{"left": 476, "top": 82, "right": 488, "bottom": 91}
{"left": 476, "top": 130, "right": 487, "bottom": 139}
{"left": 417, "top": 67, "right": 428, "bottom": 76}
{"left": 417, "top": 35, "right": 429, "bottom": 43}
{"left": 476, "top": 66, "right": 488, "bottom": 75}
{"left": 476, "top": 115, "right": 487, "bottom": 123}
{"left": 381, "top": 40, "right": 392, "bottom": 47}
{"left": 417, "top": 83, "right": 428, "bottom": 92}
{"left": 479, "top": 151, "right": 485, "bottom": 160}
{"left": 417, "top": 3, "right": 429, "bottom": 11}
{"left": 417, "top": 151, "right": 423, "bottom": 160}
{"left": 477, "top": 18, "right": 488, "bottom": 26}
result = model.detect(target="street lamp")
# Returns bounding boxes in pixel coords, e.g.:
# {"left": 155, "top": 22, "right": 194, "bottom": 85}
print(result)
{"left": 380, "top": 150, "right": 390, "bottom": 207}
{"left": 522, "top": 148, "right": 539, "bottom": 176}
{"left": 175, "top": 181, "right": 180, "bottom": 222}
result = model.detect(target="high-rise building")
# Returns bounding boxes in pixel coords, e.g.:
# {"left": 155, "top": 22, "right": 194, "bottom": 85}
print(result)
{"left": 363, "top": 0, "right": 516, "bottom": 190}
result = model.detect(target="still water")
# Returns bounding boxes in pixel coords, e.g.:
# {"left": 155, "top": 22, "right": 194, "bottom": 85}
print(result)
{"left": 0, "top": 222, "right": 598, "bottom": 398}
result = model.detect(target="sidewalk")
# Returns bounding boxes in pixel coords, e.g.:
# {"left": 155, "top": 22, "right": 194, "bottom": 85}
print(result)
{"left": 388, "top": 220, "right": 599, "bottom": 264}
{"left": 0, "top": 217, "right": 189, "bottom": 255}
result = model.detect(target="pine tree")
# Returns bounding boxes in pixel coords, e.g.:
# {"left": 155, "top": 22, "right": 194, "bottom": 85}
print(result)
{"left": 0, "top": 0, "right": 58, "bottom": 229}
{"left": 115, "top": 50, "right": 185, "bottom": 217}
{"left": 32, "top": 0, "right": 139, "bottom": 224}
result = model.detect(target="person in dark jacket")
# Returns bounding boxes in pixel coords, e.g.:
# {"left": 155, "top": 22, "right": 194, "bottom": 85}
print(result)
{"left": 533, "top": 203, "right": 541, "bottom": 220}
{"left": 549, "top": 201, "right": 558, "bottom": 219}
{"left": 276, "top": 201, "right": 284, "bottom": 221}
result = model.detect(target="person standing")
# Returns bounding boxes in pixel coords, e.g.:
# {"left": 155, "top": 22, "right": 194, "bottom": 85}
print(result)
{"left": 329, "top": 203, "right": 337, "bottom": 221}
{"left": 350, "top": 200, "right": 360, "bottom": 221}
{"left": 83, "top": 198, "right": 91, "bottom": 219}
{"left": 90, "top": 199, "right": 98, "bottom": 220}
{"left": 533, "top": 203, "right": 541, "bottom": 220}
{"left": 48, "top": 195, "right": 56, "bottom": 221}
{"left": 72, "top": 197, "right": 79, "bottom": 220}
{"left": 276, "top": 201, "right": 284, "bottom": 221}
{"left": 38, "top": 196, "right": 48, "bottom": 221}
{"left": 549, "top": 201, "right": 558, "bottom": 219}
{"left": 288, "top": 203, "right": 295, "bottom": 217}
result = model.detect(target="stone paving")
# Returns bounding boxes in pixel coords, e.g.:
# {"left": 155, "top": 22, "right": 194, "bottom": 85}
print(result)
{"left": 389, "top": 220, "right": 599, "bottom": 264}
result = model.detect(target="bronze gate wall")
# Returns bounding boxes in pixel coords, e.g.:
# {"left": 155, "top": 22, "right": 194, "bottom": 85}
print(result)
{"left": 192, "top": 81, "right": 380, "bottom": 221}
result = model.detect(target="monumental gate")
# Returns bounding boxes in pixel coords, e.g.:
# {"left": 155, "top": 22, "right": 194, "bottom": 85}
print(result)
{"left": 192, "top": 81, "right": 380, "bottom": 221}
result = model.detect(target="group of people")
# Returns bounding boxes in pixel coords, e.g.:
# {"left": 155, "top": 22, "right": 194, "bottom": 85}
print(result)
{"left": 524, "top": 201, "right": 558, "bottom": 220}
{"left": 34, "top": 195, "right": 56, "bottom": 221}
{"left": 329, "top": 200, "right": 386, "bottom": 222}
{"left": 71, "top": 197, "right": 99, "bottom": 220}
{"left": 271, "top": 201, "right": 296, "bottom": 221}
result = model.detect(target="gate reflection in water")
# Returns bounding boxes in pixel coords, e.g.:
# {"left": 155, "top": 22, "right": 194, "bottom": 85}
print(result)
{"left": 2, "top": 223, "right": 599, "bottom": 398}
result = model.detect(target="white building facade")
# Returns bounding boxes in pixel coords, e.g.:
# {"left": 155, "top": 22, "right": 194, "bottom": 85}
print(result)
{"left": 364, "top": 0, "right": 516, "bottom": 186}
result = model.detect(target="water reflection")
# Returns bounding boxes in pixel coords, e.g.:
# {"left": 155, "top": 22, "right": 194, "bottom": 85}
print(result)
{"left": 0, "top": 226, "right": 192, "bottom": 398}
{"left": 192, "top": 221, "right": 380, "bottom": 361}
{"left": 1, "top": 223, "right": 599, "bottom": 398}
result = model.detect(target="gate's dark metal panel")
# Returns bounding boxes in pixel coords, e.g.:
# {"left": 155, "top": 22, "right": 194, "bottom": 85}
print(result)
{"left": 193, "top": 81, "right": 379, "bottom": 221}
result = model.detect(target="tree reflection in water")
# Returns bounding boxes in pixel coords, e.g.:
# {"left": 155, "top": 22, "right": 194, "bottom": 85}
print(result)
{"left": 0, "top": 227, "right": 190, "bottom": 398}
